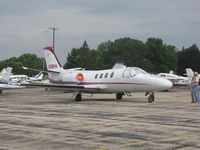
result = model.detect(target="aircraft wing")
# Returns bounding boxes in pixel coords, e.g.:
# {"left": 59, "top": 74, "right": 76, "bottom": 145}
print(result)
{"left": 0, "top": 84, "right": 25, "bottom": 90}
{"left": 22, "top": 67, "right": 60, "bottom": 74}
{"left": 21, "top": 81, "right": 107, "bottom": 91}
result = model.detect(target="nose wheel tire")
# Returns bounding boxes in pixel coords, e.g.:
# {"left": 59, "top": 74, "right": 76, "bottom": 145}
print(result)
{"left": 116, "top": 93, "right": 124, "bottom": 100}
{"left": 148, "top": 95, "right": 155, "bottom": 103}
{"left": 145, "top": 92, "right": 155, "bottom": 103}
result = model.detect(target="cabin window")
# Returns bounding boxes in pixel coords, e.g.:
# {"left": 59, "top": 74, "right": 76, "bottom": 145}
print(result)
{"left": 105, "top": 73, "right": 108, "bottom": 78}
{"left": 110, "top": 72, "right": 114, "bottom": 78}
{"left": 100, "top": 73, "right": 103, "bottom": 78}
{"left": 95, "top": 74, "right": 98, "bottom": 79}
{"left": 161, "top": 74, "right": 166, "bottom": 77}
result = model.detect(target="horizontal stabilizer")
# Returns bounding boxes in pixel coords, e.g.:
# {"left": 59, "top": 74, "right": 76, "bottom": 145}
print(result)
{"left": 22, "top": 67, "right": 60, "bottom": 74}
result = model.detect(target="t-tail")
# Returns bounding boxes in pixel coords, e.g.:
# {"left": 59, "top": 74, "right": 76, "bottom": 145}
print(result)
{"left": 43, "top": 47, "right": 62, "bottom": 72}
{"left": 43, "top": 47, "right": 64, "bottom": 80}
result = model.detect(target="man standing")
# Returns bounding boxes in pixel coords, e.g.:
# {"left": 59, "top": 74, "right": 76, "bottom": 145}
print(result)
{"left": 192, "top": 72, "right": 200, "bottom": 103}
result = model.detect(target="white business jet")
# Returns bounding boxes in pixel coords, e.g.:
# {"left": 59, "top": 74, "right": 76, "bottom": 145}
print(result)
{"left": 0, "top": 67, "right": 23, "bottom": 94}
{"left": 23, "top": 46, "right": 172, "bottom": 103}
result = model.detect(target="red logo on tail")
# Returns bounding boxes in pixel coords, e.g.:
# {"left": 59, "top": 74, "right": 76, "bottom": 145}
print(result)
{"left": 49, "top": 64, "right": 58, "bottom": 69}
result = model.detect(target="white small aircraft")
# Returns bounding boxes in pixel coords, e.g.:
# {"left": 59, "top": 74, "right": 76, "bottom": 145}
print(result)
{"left": 0, "top": 67, "right": 23, "bottom": 94}
{"left": 10, "top": 72, "right": 44, "bottom": 84}
{"left": 0, "top": 68, "right": 6, "bottom": 76}
{"left": 23, "top": 46, "right": 172, "bottom": 103}
{"left": 157, "top": 72, "right": 188, "bottom": 86}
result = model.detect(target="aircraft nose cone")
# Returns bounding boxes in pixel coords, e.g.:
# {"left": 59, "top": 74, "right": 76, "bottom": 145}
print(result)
{"left": 162, "top": 79, "right": 173, "bottom": 89}
{"left": 149, "top": 77, "right": 173, "bottom": 91}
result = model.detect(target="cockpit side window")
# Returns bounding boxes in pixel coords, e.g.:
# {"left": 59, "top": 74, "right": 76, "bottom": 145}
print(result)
{"left": 122, "top": 69, "right": 130, "bottom": 78}
{"left": 130, "top": 69, "right": 137, "bottom": 77}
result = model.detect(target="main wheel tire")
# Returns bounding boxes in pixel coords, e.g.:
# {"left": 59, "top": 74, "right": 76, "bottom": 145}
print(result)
{"left": 0, "top": 89, "right": 2, "bottom": 94}
{"left": 75, "top": 94, "right": 82, "bottom": 102}
{"left": 116, "top": 93, "right": 123, "bottom": 100}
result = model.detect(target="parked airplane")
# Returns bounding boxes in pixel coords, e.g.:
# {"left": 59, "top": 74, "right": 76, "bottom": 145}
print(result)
{"left": 0, "top": 68, "right": 6, "bottom": 76}
{"left": 156, "top": 72, "right": 188, "bottom": 86}
{"left": 0, "top": 67, "right": 23, "bottom": 94}
{"left": 23, "top": 46, "right": 172, "bottom": 103}
{"left": 10, "top": 72, "right": 44, "bottom": 84}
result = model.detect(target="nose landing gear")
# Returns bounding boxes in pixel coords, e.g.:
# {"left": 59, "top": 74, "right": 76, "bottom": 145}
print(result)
{"left": 116, "top": 93, "right": 124, "bottom": 100}
{"left": 145, "top": 92, "right": 155, "bottom": 103}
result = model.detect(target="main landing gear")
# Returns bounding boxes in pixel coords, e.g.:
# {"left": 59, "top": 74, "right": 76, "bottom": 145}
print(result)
{"left": 0, "top": 89, "right": 2, "bottom": 94}
{"left": 74, "top": 91, "right": 82, "bottom": 102}
{"left": 75, "top": 93, "right": 82, "bottom": 102}
{"left": 116, "top": 92, "right": 131, "bottom": 100}
{"left": 145, "top": 92, "right": 155, "bottom": 103}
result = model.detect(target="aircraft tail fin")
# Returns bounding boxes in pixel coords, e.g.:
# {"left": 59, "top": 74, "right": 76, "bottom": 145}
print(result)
{"left": 186, "top": 68, "right": 193, "bottom": 85}
{"left": 0, "top": 68, "right": 6, "bottom": 76}
{"left": 43, "top": 46, "right": 62, "bottom": 73}
{"left": 1, "top": 67, "right": 12, "bottom": 83}
{"left": 34, "top": 72, "right": 44, "bottom": 80}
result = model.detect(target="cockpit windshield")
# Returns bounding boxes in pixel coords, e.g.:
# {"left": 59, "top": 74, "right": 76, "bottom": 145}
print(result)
{"left": 122, "top": 67, "right": 149, "bottom": 78}
{"left": 133, "top": 68, "right": 148, "bottom": 75}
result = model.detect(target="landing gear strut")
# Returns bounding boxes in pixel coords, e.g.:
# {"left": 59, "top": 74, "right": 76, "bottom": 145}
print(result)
{"left": 116, "top": 93, "right": 124, "bottom": 100}
{"left": 145, "top": 92, "right": 155, "bottom": 103}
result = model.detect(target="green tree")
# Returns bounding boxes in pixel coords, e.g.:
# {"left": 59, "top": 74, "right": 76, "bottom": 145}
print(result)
{"left": 64, "top": 41, "right": 95, "bottom": 69}
{"left": 95, "top": 40, "right": 113, "bottom": 69}
{"left": 0, "top": 57, "right": 23, "bottom": 75}
{"left": 64, "top": 37, "right": 177, "bottom": 73}
{"left": 177, "top": 44, "right": 200, "bottom": 75}
{"left": 145, "top": 38, "right": 177, "bottom": 73}
{"left": 103, "top": 37, "right": 152, "bottom": 70}
{"left": 0, "top": 54, "right": 44, "bottom": 76}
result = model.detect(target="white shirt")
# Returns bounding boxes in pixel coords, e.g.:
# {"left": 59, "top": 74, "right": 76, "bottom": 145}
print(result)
{"left": 192, "top": 76, "right": 199, "bottom": 85}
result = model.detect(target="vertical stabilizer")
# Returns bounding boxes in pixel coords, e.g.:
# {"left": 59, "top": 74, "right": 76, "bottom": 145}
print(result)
{"left": 43, "top": 46, "right": 62, "bottom": 73}
{"left": 34, "top": 72, "right": 44, "bottom": 80}
{"left": 1, "top": 67, "right": 12, "bottom": 83}
{"left": 186, "top": 68, "right": 193, "bottom": 85}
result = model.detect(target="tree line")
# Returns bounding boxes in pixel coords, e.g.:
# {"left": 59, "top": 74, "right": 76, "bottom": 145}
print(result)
{"left": 0, "top": 37, "right": 199, "bottom": 76}
{"left": 0, "top": 54, "right": 44, "bottom": 76}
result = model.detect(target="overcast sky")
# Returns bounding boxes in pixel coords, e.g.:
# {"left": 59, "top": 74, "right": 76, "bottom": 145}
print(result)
{"left": 1, "top": 0, "right": 200, "bottom": 65}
